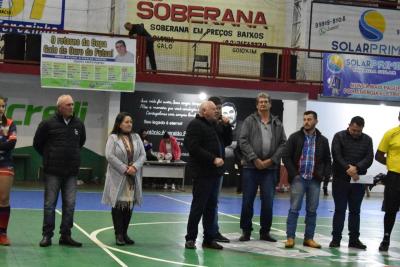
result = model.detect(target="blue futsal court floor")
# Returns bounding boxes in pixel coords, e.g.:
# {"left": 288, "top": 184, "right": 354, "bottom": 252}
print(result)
{"left": 2, "top": 188, "right": 400, "bottom": 267}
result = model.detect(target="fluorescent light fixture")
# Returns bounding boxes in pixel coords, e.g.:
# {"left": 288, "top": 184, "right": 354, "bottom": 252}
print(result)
{"left": 198, "top": 92, "right": 207, "bottom": 101}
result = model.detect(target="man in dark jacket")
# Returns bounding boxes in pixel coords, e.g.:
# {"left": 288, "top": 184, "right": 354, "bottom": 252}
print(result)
{"left": 208, "top": 96, "right": 232, "bottom": 243}
{"left": 124, "top": 22, "right": 157, "bottom": 71}
{"left": 283, "top": 111, "right": 331, "bottom": 249}
{"left": 184, "top": 101, "right": 224, "bottom": 250}
{"left": 33, "top": 95, "right": 86, "bottom": 248}
{"left": 330, "top": 116, "right": 373, "bottom": 249}
{"left": 239, "top": 92, "right": 286, "bottom": 242}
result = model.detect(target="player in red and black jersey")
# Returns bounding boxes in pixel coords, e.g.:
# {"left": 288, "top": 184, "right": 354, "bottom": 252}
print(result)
{"left": 0, "top": 95, "right": 17, "bottom": 246}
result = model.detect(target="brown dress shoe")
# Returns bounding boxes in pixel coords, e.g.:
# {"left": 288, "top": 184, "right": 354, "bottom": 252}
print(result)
{"left": 285, "top": 238, "right": 295, "bottom": 248}
{"left": 303, "top": 239, "right": 321, "bottom": 249}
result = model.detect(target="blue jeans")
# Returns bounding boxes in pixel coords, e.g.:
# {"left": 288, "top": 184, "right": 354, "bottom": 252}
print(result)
{"left": 240, "top": 168, "right": 277, "bottom": 235}
{"left": 42, "top": 174, "right": 77, "bottom": 237}
{"left": 212, "top": 176, "right": 223, "bottom": 235}
{"left": 331, "top": 178, "right": 365, "bottom": 242}
{"left": 286, "top": 176, "right": 320, "bottom": 239}
{"left": 185, "top": 177, "right": 220, "bottom": 243}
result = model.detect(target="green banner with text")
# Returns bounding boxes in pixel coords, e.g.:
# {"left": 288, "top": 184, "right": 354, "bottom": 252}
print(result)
{"left": 41, "top": 33, "right": 136, "bottom": 92}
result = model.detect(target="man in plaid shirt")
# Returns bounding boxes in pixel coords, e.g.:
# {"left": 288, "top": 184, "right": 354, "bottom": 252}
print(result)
{"left": 282, "top": 111, "right": 331, "bottom": 249}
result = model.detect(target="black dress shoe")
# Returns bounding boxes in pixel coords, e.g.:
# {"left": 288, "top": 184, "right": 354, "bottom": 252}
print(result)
{"left": 59, "top": 235, "right": 82, "bottom": 247}
{"left": 115, "top": 234, "right": 125, "bottom": 246}
{"left": 123, "top": 235, "right": 135, "bottom": 245}
{"left": 185, "top": 240, "right": 196, "bottom": 249}
{"left": 202, "top": 241, "right": 223, "bottom": 250}
{"left": 379, "top": 240, "right": 389, "bottom": 252}
{"left": 239, "top": 232, "right": 250, "bottom": 242}
{"left": 260, "top": 233, "right": 277, "bottom": 242}
{"left": 329, "top": 240, "right": 340, "bottom": 248}
{"left": 348, "top": 239, "right": 366, "bottom": 249}
{"left": 39, "top": 236, "right": 52, "bottom": 247}
{"left": 214, "top": 232, "right": 230, "bottom": 243}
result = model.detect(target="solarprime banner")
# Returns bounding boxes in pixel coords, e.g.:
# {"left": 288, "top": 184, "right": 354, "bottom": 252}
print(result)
{"left": 309, "top": 2, "right": 400, "bottom": 56}
{"left": 322, "top": 53, "right": 400, "bottom": 101}
{"left": 41, "top": 33, "right": 136, "bottom": 92}
{"left": 0, "top": 0, "right": 65, "bottom": 34}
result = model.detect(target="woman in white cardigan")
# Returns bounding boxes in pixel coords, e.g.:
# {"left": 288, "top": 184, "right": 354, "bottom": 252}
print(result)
{"left": 102, "top": 112, "right": 146, "bottom": 245}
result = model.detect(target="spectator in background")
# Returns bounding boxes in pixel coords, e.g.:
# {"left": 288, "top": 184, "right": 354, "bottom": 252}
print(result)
{"left": 139, "top": 129, "right": 157, "bottom": 161}
{"left": 0, "top": 95, "right": 17, "bottom": 246}
{"left": 33, "top": 95, "right": 86, "bottom": 248}
{"left": 159, "top": 131, "right": 182, "bottom": 190}
{"left": 115, "top": 40, "right": 135, "bottom": 63}
{"left": 124, "top": 22, "right": 157, "bottom": 71}
{"left": 102, "top": 112, "right": 146, "bottom": 246}
{"left": 159, "top": 132, "right": 181, "bottom": 161}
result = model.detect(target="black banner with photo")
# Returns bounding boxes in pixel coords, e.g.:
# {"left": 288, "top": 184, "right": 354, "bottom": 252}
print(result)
{"left": 121, "top": 91, "right": 283, "bottom": 185}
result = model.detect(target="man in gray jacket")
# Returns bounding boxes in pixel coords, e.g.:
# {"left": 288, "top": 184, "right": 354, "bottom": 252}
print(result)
{"left": 239, "top": 92, "right": 286, "bottom": 242}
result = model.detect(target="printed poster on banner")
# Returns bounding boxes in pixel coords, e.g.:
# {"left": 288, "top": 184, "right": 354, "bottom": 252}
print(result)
{"left": 309, "top": 2, "right": 400, "bottom": 56}
{"left": 0, "top": 0, "right": 65, "bottom": 33}
{"left": 41, "top": 33, "right": 136, "bottom": 92}
{"left": 322, "top": 53, "right": 400, "bottom": 101}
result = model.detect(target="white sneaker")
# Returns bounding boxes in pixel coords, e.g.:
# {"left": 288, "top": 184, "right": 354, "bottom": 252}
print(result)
{"left": 163, "top": 183, "right": 168, "bottom": 189}
{"left": 171, "top": 183, "right": 176, "bottom": 191}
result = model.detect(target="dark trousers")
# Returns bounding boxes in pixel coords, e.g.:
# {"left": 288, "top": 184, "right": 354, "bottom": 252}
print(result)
{"left": 186, "top": 177, "right": 220, "bottom": 243}
{"left": 322, "top": 176, "right": 330, "bottom": 190}
{"left": 212, "top": 176, "right": 223, "bottom": 234}
{"left": 146, "top": 40, "right": 157, "bottom": 71}
{"left": 236, "top": 164, "right": 243, "bottom": 193}
{"left": 332, "top": 178, "right": 365, "bottom": 242}
{"left": 42, "top": 174, "right": 77, "bottom": 237}
{"left": 240, "top": 168, "right": 277, "bottom": 235}
{"left": 112, "top": 206, "right": 133, "bottom": 236}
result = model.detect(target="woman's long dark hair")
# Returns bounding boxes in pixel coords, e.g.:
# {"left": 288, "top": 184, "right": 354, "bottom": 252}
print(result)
{"left": 110, "top": 112, "right": 133, "bottom": 135}
{"left": 0, "top": 95, "right": 7, "bottom": 127}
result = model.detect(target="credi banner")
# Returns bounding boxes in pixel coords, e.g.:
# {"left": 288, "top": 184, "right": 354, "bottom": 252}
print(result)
{"left": 310, "top": 2, "right": 400, "bottom": 56}
{"left": 0, "top": 0, "right": 65, "bottom": 34}
{"left": 41, "top": 33, "right": 136, "bottom": 92}
{"left": 6, "top": 101, "right": 88, "bottom": 126}
{"left": 323, "top": 53, "right": 400, "bottom": 101}
{"left": 1, "top": 86, "right": 108, "bottom": 155}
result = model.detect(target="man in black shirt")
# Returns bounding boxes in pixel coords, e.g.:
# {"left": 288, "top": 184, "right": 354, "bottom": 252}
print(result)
{"left": 184, "top": 101, "right": 225, "bottom": 250}
{"left": 34, "top": 95, "right": 86, "bottom": 248}
{"left": 124, "top": 22, "right": 157, "bottom": 71}
{"left": 330, "top": 116, "right": 373, "bottom": 249}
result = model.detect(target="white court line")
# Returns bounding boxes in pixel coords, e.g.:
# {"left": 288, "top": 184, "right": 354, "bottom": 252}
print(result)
{"left": 159, "top": 194, "right": 287, "bottom": 233}
{"left": 90, "top": 222, "right": 206, "bottom": 267}
{"left": 55, "top": 209, "right": 128, "bottom": 267}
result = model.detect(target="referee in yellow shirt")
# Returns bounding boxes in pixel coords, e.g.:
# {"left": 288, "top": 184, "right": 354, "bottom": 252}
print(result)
{"left": 375, "top": 112, "right": 400, "bottom": 252}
